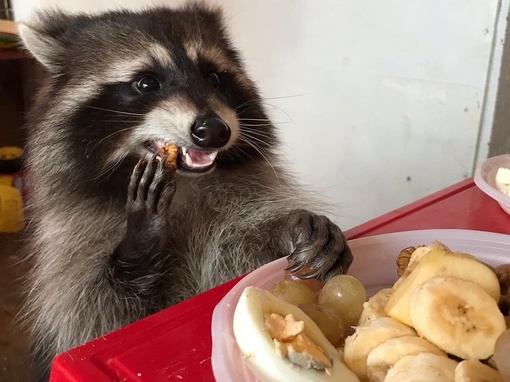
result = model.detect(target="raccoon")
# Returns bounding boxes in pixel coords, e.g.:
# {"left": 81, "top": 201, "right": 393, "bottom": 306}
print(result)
{"left": 18, "top": 3, "right": 353, "bottom": 380}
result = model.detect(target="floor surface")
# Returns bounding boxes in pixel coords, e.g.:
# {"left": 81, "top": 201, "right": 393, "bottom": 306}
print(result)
{"left": 0, "top": 233, "right": 33, "bottom": 382}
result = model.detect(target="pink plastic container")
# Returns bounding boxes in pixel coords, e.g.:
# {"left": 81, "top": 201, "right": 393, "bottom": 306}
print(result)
{"left": 211, "top": 229, "right": 510, "bottom": 382}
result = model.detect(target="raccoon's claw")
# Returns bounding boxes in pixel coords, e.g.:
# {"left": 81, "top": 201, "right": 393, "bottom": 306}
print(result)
{"left": 284, "top": 209, "right": 353, "bottom": 281}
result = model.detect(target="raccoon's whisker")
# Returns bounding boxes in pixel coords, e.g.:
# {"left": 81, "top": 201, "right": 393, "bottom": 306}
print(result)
{"left": 260, "top": 94, "right": 305, "bottom": 100}
{"left": 240, "top": 131, "right": 272, "bottom": 148}
{"left": 234, "top": 99, "right": 262, "bottom": 112}
{"left": 85, "top": 155, "right": 126, "bottom": 183}
{"left": 91, "top": 120, "right": 142, "bottom": 123}
{"left": 195, "top": 13, "right": 202, "bottom": 42}
{"left": 85, "top": 106, "right": 145, "bottom": 117}
{"left": 239, "top": 135, "right": 280, "bottom": 183}
{"left": 239, "top": 126, "right": 274, "bottom": 139}
{"left": 238, "top": 117, "right": 273, "bottom": 122}
{"left": 238, "top": 119, "right": 289, "bottom": 125}
{"left": 239, "top": 123, "right": 272, "bottom": 127}
{"left": 238, "top": 133, "right": 271, "bottom": 156}
{"left": 240, "top": 123, "right": 290, "bottom": 128}
{"left": 227, "top": 146, "right": 252, "bottom": 164}
{"left": 259, "top": 102, "right": 293, "bottom": 122}
{"left": 101, "top": 157, "right": 126, "bottom": 181}
{"left": 85, "top": 126, "right": 138, "bottom": 157}
{"left": 240, "top": 124, "right": 274, "bottom": 132}
{"left": 241, "top": 128, "right": 271, "bottom": 139}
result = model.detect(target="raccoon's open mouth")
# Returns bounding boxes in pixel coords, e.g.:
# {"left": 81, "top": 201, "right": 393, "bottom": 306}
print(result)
{"left": 177, "top": 147, "right": 218, "bottom": 173}
{"left": 147, "top": 141, "right": 218, "bottom": 173}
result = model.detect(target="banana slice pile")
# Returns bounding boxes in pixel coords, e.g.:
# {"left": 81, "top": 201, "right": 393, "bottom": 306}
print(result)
{"left": 343, "top": 241, "right": 508, "bottom": 382}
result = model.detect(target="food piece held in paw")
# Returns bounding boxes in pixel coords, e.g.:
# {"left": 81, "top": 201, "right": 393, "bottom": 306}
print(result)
{"left": 386, "top": 248, "right": 501, "bottom": 327}
{"left": 233, "top": 286, "right": 358, "bottom": 382}
{"left": 357, "top": 288, "right": 392, "bottom": 326}
{"left": 366, "top": 335, "right": 446, "bottom": 382}
{"left": 409, "top": 275, "right": 506, "bottom": 360}
{"left": 161, "top": 143, "right": 179, "bottom": 169}
{"left": 455, "top": 359, "right": 505, "bottom": 382}
{"left": 318, "top": 275, "right": 367, "bottom": 327}
{"left": 384, "top": 353, "right": 458, "bottom": 382}
{"left": 494, "top": 329, "right": 510, "bottom": 382}
{"left": 342, "top": 317, "right": 416, "bottom": 380}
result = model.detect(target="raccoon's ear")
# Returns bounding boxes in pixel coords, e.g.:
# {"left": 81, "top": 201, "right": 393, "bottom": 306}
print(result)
{"left": 18, "top": 22, "right": 63, "bottom": 73}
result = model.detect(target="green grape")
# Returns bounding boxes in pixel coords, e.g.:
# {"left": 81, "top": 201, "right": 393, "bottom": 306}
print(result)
{"left": 284, "top": 264, "right": 325, "bottom": 293}
{"left": 298, "top": 303, "right": 345, "bottom": 347}
{"left": 269, "top": 280, "right": 317, "bottom": 305}
{"left": 318, "top": 275, "right": 367, "bottom": 327}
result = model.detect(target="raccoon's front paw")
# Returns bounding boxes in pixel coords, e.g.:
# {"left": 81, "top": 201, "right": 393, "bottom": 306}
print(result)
{"left": 284, "top": 209, "right": 353, "bottom": 280}
{"left": 114, "top": 153, "right": 175, "bottom": 265}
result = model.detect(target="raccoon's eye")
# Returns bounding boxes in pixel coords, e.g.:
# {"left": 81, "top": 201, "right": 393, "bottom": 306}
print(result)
{"left": 207, "top": 72, "right": 221, "bottom": 89}
{"left": 134, "top": 75, "right": 161, "bottom": 94}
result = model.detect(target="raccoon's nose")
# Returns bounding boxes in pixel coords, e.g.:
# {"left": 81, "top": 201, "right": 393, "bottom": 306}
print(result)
{"left": 191, "top": 117, "right": 231, "bottom": 148}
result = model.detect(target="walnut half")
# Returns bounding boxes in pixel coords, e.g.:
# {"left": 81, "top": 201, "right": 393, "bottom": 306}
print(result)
{"left": 161, "top": 143, "right": 179, "bottom": 170}
{"left": 396, "top": 246, "right": 416, "bottom": 277}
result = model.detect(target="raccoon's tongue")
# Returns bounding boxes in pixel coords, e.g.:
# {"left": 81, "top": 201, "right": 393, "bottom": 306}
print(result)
{"left": 180, "top": 147, "right": 218, "bottom": 169}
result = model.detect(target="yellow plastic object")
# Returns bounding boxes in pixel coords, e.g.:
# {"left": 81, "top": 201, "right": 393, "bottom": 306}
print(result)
{"left": 0, "top": 175, "right": 25, "bottom": 233}
{"left": 0, "top": 146, "right": 23, "bottom": 160}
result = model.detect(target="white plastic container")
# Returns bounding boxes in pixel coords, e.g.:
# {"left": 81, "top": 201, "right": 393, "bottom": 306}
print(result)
{"left": 211, "top": 229, "right": 510, "bottom": 382}
{"left": 474, "top": 154, "right": 510, "bottom": 215}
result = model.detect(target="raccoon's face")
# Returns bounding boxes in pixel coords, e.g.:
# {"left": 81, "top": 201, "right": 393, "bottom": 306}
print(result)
{"left": 20, "top": 4, "right": 276, "bottom": 176}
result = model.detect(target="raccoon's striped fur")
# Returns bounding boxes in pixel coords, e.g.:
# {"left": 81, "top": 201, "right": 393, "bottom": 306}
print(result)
{"left": 18, "top": 3, "right": 352, "bottom": 380}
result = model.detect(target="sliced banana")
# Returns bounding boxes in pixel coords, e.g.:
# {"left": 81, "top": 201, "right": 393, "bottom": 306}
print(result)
{"left": 366, "top": 335, "right": 446, "bottom": 382}
{"left": 233, "top": 286, "right": 359, "bottom": 382}
{"left": 343, "top": 317, "right": 416, "bottom": 380}
{"left": 455, "top": 359, "right": 505, "bottom": 382}
{"left": 384, "top": 352, "right": 458, "bottom": 382}
{"left": 357, "top": 288, "right": 392, "bottom": 326}
{"left": 386, "top": 248, "right": 501, "bottom": 327}
{"left": 409, "top": 275, "right": 506, "bottom": 359}
{"left": 393, "top": 241, "right": 451, "bottom": 288}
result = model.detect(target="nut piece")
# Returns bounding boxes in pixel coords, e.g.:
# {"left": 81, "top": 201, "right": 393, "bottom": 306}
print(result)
{"left": 161, "top": 143, "right": 179, "bottom": 169}
{"left": 496, "top": 265, "right": 510, "bottom": 295}
{"left": 264, "top": 313, "right": 332, "bottom": 371}
{"left": 265, "top": 313, "right": 304, "bottom": 341}
{"left": 496, "top": 264, "right": 510, "bottom": 315}
{"left": 396, "top": 246, "right": 416, "bottom": 277}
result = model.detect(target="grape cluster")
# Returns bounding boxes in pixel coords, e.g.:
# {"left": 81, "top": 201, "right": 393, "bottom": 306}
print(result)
{"left": 270, "top": 274, "right": 367, "bottom": 347}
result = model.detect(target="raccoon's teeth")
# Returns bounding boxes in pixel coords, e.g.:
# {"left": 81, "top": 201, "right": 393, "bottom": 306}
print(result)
{"left": 180, "top": 147, "right": 218, "bottom": 169}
